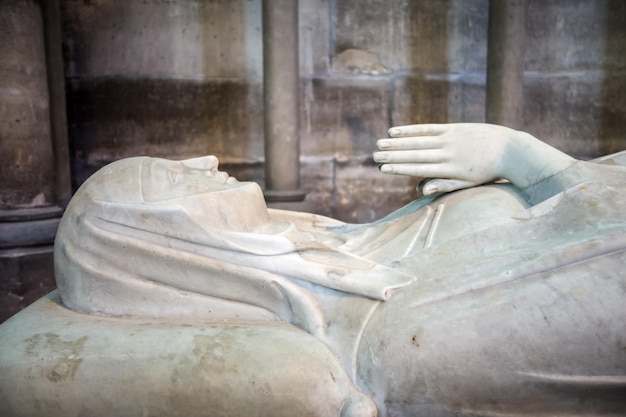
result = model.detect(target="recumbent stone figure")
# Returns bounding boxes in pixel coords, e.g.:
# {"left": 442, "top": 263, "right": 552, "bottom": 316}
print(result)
{"left": 1, "top": 123, "right": 625, "bottom": 416}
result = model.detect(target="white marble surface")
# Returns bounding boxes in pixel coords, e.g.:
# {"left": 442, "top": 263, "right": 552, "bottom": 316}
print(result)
{"left": 2, "top": 124, "right": 626, "bottom": 416}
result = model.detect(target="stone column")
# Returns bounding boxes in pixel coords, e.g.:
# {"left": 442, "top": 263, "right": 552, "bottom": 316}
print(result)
{"left": 486, "top": 0, "right": 527, "bottom": 129}
{"left": 0, "top": 0, "right": 56, "bottom": 210}
{"left": 262, "top": 0, "right": 305, "bottom": 202}
{"left": 0, "top": 0, "right": 67, "bottom": 321}
{"left": 41, "top": 0, "right": 72, "bottom": 206}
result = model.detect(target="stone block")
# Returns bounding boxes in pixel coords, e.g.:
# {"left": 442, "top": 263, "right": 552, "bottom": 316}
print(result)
{"left": 300, "top": 77, "right": 391, "bottom": 158}
{"left": 68, "top": 78, "right": 264, "bottom": 185}
{"left": 446, "top": 0, "right": 489, "bottom": 72}
{"left": 62, "top": 0, "right": 262, "bottom": 79}
{"left": 0, "top": 0, "right": 48, "bottom": 93}
{"left": 335, "top": 158, "right": 419, "bottom": 223}
{"left": 594, "top": 72, "right": 626, "bottom": 156}
{"left": 0, "top": 0, "right": 56, "bottom": 208}
{"left": 299, "top": 0, "right": 331, "bottom": 76}
{"left": 0, "top": 247, "right": 56, "bottom": 323}
{"left": 523, "top": 72, "right": 626, "bottom": 159}
{"left": 391, "top": 73, "right": 486, "bottom": 127}
{"left": 298, "top": 157, "right": 336, "bottom": 217}
{"left": 0, "top": 93, "right": 55, "bottom": 208}
{"left": 525, "top": 0, "right": 626, "bottom": 72}
{"left": 332, "top": 49, "right": 391, "bottom": 75}
{"left": 334, "top": 0, "right": 488, "bottom": 72}
{"left": 604, "top": 0, "right": 626, "bottom": 72}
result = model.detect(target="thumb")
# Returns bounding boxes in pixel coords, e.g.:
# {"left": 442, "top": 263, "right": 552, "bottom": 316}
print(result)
{"left": 419, "top": 178, "right": 481, "bottom": 195}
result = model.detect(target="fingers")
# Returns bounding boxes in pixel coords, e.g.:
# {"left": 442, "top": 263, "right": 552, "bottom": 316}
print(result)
{"left": 378, "top": 163, "right": 449, "bottom": 178}
{"left": 376, "top": 136, "right": 444, "bottom": 151}
{"left": 388, "top": 124, "right": 447, "bottom": 138}
{"left": 373, "top": 149, "right": 446, "bottom": 164}
{"left": 419, "top": 179, "right": 480, "bottom": 196}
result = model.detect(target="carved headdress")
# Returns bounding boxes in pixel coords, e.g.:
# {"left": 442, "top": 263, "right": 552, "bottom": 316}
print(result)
{"left": 54, "top": 157, "right": 413, "bottom": 336}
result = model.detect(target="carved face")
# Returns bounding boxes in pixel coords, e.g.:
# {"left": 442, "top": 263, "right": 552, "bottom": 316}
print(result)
{"left": 133, "top": 155, "right": 272, "bottom": 232}
{"left": 141, "top": 155, "right": 250, "bottom": 202}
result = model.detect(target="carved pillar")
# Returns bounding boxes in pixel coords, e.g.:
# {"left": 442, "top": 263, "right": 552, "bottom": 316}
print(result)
{"left": 262, "top": 0, "right": 306, "bottom": 202}
{"left": 0, "top": 0, "right": 55, "bottom": 210}
{"left": 486, "top": 0, "right": 527, "bottom": 129}
{"left": 41, "top": 0, "right": 72, "bottom": 207}
{"left": 0, "top": 0, "right": 68, "bottom": 321}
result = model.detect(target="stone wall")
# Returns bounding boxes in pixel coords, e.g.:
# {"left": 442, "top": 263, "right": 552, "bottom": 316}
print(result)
{"left": 0, "top": 0, "right": 66, "bottom": 323}
{"left": 61, "top": 0, "right": 626, "bottom": 223}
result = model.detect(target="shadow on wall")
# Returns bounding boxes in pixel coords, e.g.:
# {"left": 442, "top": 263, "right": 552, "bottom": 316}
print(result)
{"left": 67, "top": 78, "right": 262, "bottom": 189}
{"left": 600, "top": 0, "right": 626, "bottom": 156}
{"left": 198, "top": 0, "right": 262, "bottom": 163}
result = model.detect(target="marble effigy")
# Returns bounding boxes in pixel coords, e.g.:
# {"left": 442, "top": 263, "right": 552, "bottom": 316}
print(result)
{"left": 1, "top": 124, "right": 625, "bottom": 416}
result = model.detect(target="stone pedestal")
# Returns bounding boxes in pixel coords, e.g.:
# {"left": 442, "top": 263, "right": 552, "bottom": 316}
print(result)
{"left": 0, "top": 292, "right": 373, "bottom": 417}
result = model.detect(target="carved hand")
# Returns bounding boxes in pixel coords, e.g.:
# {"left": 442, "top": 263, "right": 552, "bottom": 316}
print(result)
{"left": 373, "top": 123, "right": 575, "bottom": 196}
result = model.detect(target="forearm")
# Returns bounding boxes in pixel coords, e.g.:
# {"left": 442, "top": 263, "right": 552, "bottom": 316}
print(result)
{"left": 499, "top": 130, "right": 577, "bottom": 204}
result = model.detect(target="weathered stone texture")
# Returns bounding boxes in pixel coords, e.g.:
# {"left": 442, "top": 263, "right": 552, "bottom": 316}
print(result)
{"left": 392, "top": 74, "right": 486, "bottom": 127}
{"left": 0, "top": 248, "right": 56, "bottom": 323}
{"left": 300, "top": 77, "right": 391, "bottom": 158}
{"left": 523, "top": 73, "right": 626, "bottom": 159}
{"left": 62, "top": 0, "right": 262, "bottom": 79}
{"left": 68, "top": 78, "right": 264, "bottom": 184}
{"left": 522, "top": 0, "right": 626, "bottom": 158}
{"left": 335, "top": 159, "right": 419, "bottom": 223}
{"left": 596, "top": 73, "right": 626, "bottom": 156}
{"left": 526, "top": 0, "right": 626, "bottom": 71}
{"left": 334, "top": 0, "right": 488, "bottom": 73}
{"left": 603, "top": 0, "right": 626, "bottom": 72}
{"left": 299, "top": 0, "right": 331, "bottom": 76}
{"left": 0, "top": 0, "right": 55, "bottom": 208}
